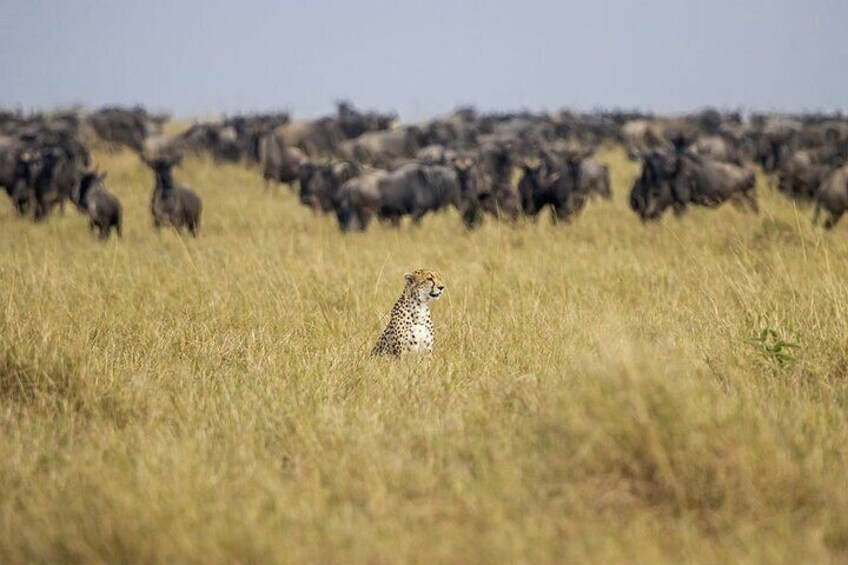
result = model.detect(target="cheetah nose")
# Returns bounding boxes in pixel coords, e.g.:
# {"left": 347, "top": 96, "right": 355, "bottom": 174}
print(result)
{"left": 437, "top": 285, "right": 445, "bottom": 291}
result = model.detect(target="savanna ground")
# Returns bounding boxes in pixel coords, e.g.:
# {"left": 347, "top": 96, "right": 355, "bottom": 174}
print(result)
{"left": 1, "top": 142, "right": 847, "bottom": 563}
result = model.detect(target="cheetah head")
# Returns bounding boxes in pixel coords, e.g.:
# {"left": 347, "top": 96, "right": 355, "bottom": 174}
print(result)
{"left": 404, "top": 269, "right": 445, "bottom": 302}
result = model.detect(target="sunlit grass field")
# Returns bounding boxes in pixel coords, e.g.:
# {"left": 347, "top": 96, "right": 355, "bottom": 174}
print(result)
{"left": 1, "top": 144, "right": 847, "bottom": 562}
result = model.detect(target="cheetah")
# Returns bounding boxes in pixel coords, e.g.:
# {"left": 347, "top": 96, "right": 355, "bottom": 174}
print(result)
{"left": 371, "top": 270, "right": 445, "bottom": 356}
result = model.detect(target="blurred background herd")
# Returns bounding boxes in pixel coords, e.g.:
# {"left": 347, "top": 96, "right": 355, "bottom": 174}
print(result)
{"left": 2, "top": 102, "right": 847, "bottom": 240}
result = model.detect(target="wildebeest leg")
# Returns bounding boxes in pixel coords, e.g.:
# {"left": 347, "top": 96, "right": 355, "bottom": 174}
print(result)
{"left": 27, "top": 191, "right": 40, "bottom": 222}
{"left": 552, "top": 204, "right": 568, "bottom": 224}
{"left": 729, "top": 194, "right": 744, "bottom": 210}
{"left": 825, "top": 211, "right": 843, "bottom": 230}
{"left": 98, "top": 224, "right": 109, "bottom": 240}
{"left": 89, "top": 219, "right": 97, "bottom": 233}
{"left": 33, "top": 202, "right": 48, "bottom": 222}
{"left": 745, "top": 189, "right": 759, "bottom": 213}
{"left": 360, "top": 210, "right": 374, "bottom": 231}
{"left": 187, "top": 218, "right": 200, "bottom": 237}
{"left": 812, "top": 203, "right": 822, "bottom": 226}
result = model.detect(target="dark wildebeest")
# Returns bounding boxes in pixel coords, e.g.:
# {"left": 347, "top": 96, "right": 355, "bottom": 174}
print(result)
{"left": 335, "top": 170, "right": 386, "bottom": 232}
{"left": 335, "top": 101, "right": 395, "bottom": 140}
{"left": 0, "top": 140, "right": 38, "bottom": 215}
{"left": 145, "top": 156, "right": 203, "bottom": 236}
{"left": 813, "top": 164, "right": 848, "bottom": 229}
{"left": 477, "top": 141, "right": 520, "bottom": 221}
{"left": 374, "top": 163, "right": 465, "bottom": 226}
{"left": 777, "top": 150, "right": 831, "bottom": 203}
{"left": 27, "top": 146, "right": 82, "bottom": 222}
{"left": 86, "top": 106, "right": 166, "bottom": 152}
{"left": 72, "top": 170, "right": 122, "bottom": 239}
{"left": 629, "top": 150, "right": 757, "bottom": 221}
{"left": 297, "top": 160, "right": 360, "bottom": 213}
{"left": 452, "top": 157, "right": 484, "bottom": 229}
{"left": 258, "top": 130, "right": 304, "bottom": 190}
{"left": 335, "top": 163, "right": 479, "bottom": 232}
{"left": 517, "top": 156, "right": 584, "bottom": 222}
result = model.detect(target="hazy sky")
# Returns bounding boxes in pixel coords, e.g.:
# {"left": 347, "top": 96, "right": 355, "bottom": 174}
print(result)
{"left": 1, "top": 0, "right": 846, "bottom": 120}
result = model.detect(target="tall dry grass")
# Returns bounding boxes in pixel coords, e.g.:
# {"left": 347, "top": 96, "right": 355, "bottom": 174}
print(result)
{"left": 1, "top": 145, "right": 847, "bottom": 563}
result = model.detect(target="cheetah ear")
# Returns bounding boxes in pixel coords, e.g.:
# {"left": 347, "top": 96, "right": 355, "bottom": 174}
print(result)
{"left": 404, "top": 272, "right": 414, "bottom": 285}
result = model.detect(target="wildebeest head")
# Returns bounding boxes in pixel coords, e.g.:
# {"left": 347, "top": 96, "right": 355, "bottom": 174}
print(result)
{"left": 297, "top": 161, "right": 319, "bottom": 206}
{"left": 299, "top": 160, "right": 359, "bottom": 211}
{"left": 40, "top": 146, "right": 65, "bottom": 169}
{"left": 518, "top": 157, "right": 544, "bottom": 214}
{"left": 73, "top": 169, "right": 106, "bottom": 209}
{"left": 307, "top": 163, "right": 335, "bottom": 209}
{"left": 143, "top": 152, "right": 181, "bottom": 171}
{"left": 143, "top": 154, "right": 181, "bottom": 190}
{"left": 479, "top": 142, "right": 513, "bottom": 183}
{"left": 452, "top": 158, "right": 477, "bottom": 198}
{"left": 15, "top": 148, "right": 42, "bottom": 187}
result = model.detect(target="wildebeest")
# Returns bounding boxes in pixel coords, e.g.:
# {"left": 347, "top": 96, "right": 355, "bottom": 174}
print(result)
{"left": 340, "top": 126, "right": 426, "bottom": 169}
{"left": 690, "top": 135, "right": 741, "bottom": 164}
{"left": 258, "top": 131, "right": 304, "bottom": 189}
{"left": 297, "top": 160, "right": 360, "bottom": 213}
{"left": 145, "top": 156, "right": 203, "bottom": 236}
{"left": 578, "top": 157, "right": 612, "bottom": 201}
{"left": 452, "top": 157, "right": 484, "bottom": 229}
{"left": 777, "top": 150, "right": 831, "bottom": 203}
{"left": 335, "top": 101, "right": 395, "bottom": 140}
{"left": 274, "top": 118, "right": 340, "bottom": 157}
{"left": 630, "top": 150, "right": 757, "bottom": 221}
{"left": 72, "top": 170, "right": 122, "bottom": 239}
{"left": 0, "top": 114, "right": 92, "bottom": 221}
{"left": 476, "top": 141, "right": 520, "bottom": 221}
{"left": 335, "top": 170, "right": 387, "bottom": 232}
{"left": 517, "top": 144, "right": 610, "bottom": 223}
{"left": 27, "top": 146, "right": 82, "bottom": 221}
{"left": 374, "top": 163, "right": 466, "bottom": 226}
{"left": 415, "top": 144, "right": 457, "bottom": 166}
{"left": 335, "top": 163, "right": 479, "bottom": 232}
{"left": 86, "top": 106, "right": 167, "bottom": 152}
{"left": 0, "top": 139, "right": 38, "bottom": 215}
{"left": 813, "top": 164, "right": 848, "bottom": 229}
{"left": 517, "top": 156, "right": 584, "bottom": 222}
{"left": 622, "top": 119, "right": 668, "bottom": 159}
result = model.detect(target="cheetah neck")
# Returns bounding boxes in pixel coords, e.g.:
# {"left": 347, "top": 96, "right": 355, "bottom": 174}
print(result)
{"left": 398, "top": 295, "right": 431, "bottom": 324}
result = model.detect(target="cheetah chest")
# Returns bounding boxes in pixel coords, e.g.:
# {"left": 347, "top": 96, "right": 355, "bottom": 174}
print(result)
{"left": 399, "top": 302, "right": 433, "bottom": 353}
{"left": 408, "top": 321, "right": 433, "bottom": 352}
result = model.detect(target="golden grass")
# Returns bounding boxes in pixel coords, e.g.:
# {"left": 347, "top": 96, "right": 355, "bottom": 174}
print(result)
{"left": 1, "top": 145, "right": 847, "bottom": 563}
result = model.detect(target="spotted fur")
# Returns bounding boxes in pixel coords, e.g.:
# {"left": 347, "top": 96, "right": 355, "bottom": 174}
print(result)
{"left": 371, "top": 270, "right": 445, "bottom": 356}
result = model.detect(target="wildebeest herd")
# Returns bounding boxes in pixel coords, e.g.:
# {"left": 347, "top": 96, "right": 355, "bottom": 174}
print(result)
{"left": 2, "top": 103, "right": 848, "bottom": 239}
